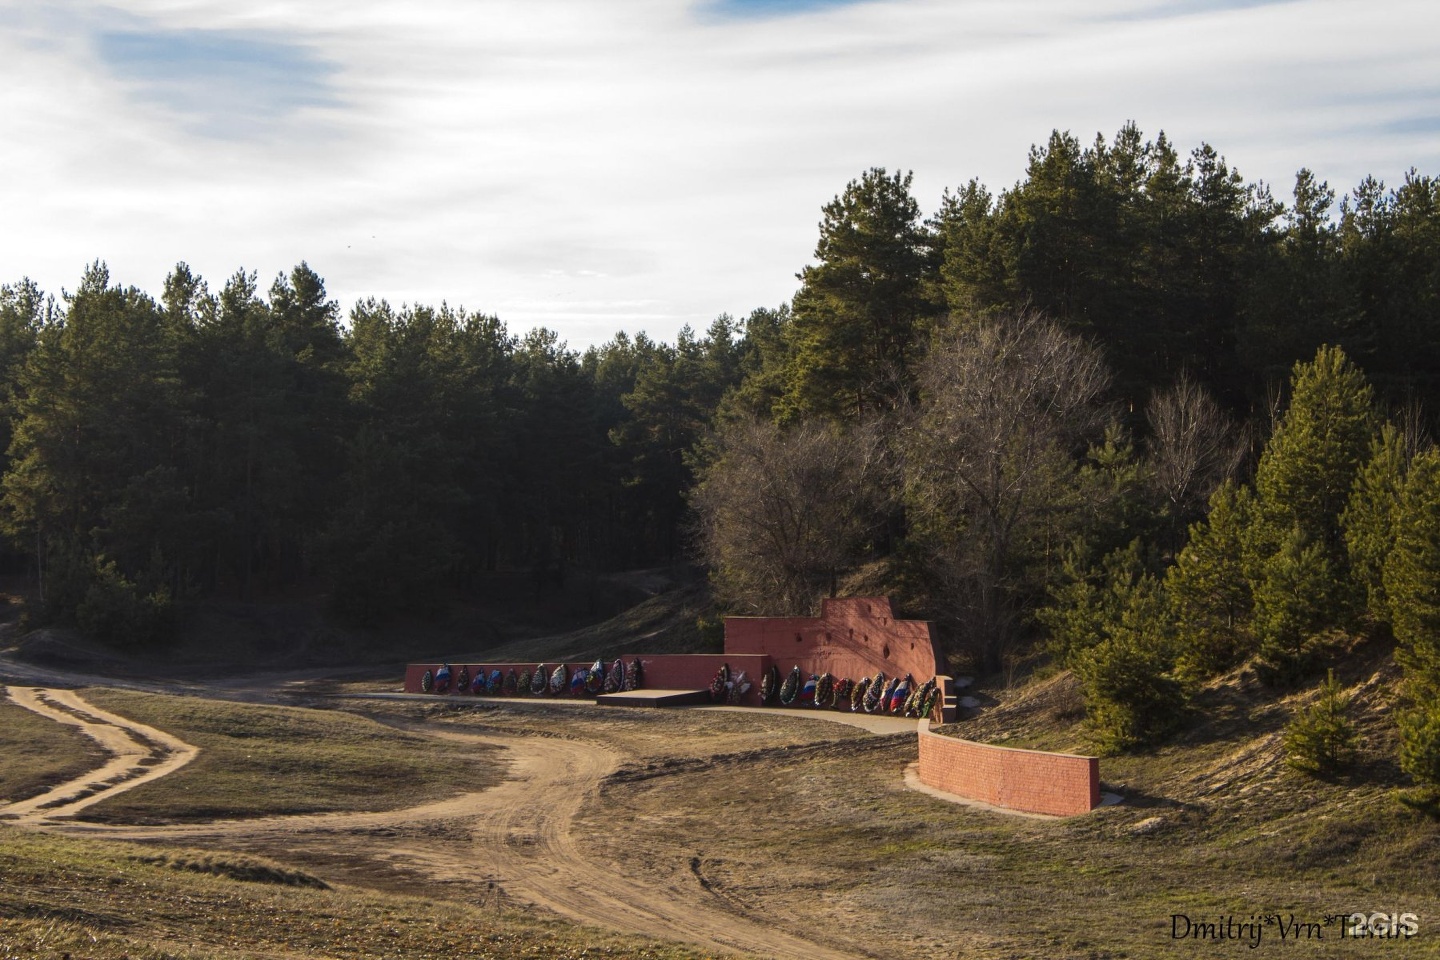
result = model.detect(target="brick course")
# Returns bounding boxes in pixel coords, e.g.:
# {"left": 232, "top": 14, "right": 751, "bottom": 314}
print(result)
{"left": 915, "top": 720, "right": 1099, "bottom": 817}
{"left": 723, "top": 597, "right": 942, "bottom": 685}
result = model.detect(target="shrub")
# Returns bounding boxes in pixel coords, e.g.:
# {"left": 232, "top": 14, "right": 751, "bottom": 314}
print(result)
{"left": 1283, "top": 669, "right": 1358, "bottom": 775}
{"left": 1398, "top": 700, "right": 1440, "bottom": 788}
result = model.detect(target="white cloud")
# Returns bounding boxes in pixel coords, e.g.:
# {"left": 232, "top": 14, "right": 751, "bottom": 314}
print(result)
{"left": 2, "top": 0, "right": 1437, "bottom": 346}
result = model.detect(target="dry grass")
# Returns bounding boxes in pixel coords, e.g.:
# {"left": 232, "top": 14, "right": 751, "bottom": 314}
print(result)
{"left": 0, "top": 689, "right": 105, "bottom": 806}
{"left": 10, "top": 669, "right": 1440, "bottom": 959}
{"left": 75, "top": 690, "right": 505, "bottom": 823}
{"left": 0, "top": 827, "right": 716, "bottom": 960}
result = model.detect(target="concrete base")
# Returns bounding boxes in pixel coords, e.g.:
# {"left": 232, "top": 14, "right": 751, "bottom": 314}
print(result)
{"left": 595, "top": 689, "right": 709, "bottom": 707}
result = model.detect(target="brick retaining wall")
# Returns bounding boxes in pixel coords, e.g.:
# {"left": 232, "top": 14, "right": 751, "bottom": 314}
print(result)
{"left": 915, "top": 720, "right": 1099, "bottom": 817}
{"left": 724, "top": 597, "right": 942, "bottom": 687}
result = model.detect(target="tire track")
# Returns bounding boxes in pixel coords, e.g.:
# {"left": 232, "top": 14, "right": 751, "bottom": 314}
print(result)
{"left": 0, "top": 687, "right": 198, "bottom": 825}
{"left": 7, "top": 691, "right": 868, "bottom": 959}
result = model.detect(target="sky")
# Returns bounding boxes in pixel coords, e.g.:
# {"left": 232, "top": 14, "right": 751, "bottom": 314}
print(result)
{"left": 3, "top": 0, "right": 1438, "bottom": 348}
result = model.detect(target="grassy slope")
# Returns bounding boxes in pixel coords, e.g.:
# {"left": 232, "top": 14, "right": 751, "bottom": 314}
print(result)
{"left": 0, "top": 688, "right": 105, "bottom": 804}
{"left": 0, "top": 827, "right": 715, "bottom": 960}
{"left": 75, "top": 689, "right": 505, "bottom": 822}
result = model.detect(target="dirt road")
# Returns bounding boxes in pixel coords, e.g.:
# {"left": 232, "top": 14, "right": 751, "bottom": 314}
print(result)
{"left": 6, "top": 687, "right": 873, "bottom": 960}
{"left": 1, "top": 687, "right": 198, "bottom": 824}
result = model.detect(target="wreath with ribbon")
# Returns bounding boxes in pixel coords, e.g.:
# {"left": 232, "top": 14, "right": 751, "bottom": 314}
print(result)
{"left": 420, "top": 669, "right": 434, "bottom": 693}
{"left": 863, "top": 672, "right": 887, "bottom": 713}
{"left": 905, "top": 678, "right": 932, "bottom": 718}
{"left": 759, "top": 665, "right": 781, "bottom": 705}
{"left": 585, "top": 660, "right": 605, "bottom": 694}
{"left": 833, "top": 677, "right": 854, "bottom": 709}
{"left": 455, "top": 666, "right": 470, "bottom": 694}
{"left": 889, "top": 675, "right": 912, "bottom": 715}
{"left": 778, "top": 665, "right": 802, "bottom": 706}
{"left": 813, "top": 673, "right": 835, "bottom": 709}
{"left": 709, "top": 663, "right": 730, "bottom": 702}
{"left": 504, "top": 669, "right": 520, "bottom": 696}
{"left": 919, "top": 680, "right": 941, "bottom": 720}
{"left": 471, "top": 669, "right": 487, "bottom": 694}
{"left": 531, "top": 665, "right": 550, "bottom": 695}
{"left": 873, "top": 676, "right": 899, "bottom": 714}
{"left": 727, "top": 670, "right": 752, "bottom": 704}
{"left": 604, "top": 659, "right": 626, "bottom": 694}
{"left": 549, "top": 664, "right": 567, "bottom": 694}
{"left": 487, "top": 669, "right": 504, "bottom": 695}
{"left": 625, "top": 659, "right": 644, "bottom": 691}
{"left": 851, "top": 676, "right": 870, "bottom": 712}
{"left": 518, "top": 670, "right": 532, "bottom": 695}
{"left": 569, "top": 665, "right": 587, "bottom": 696}
{"left": 434, "top": 663, "right": 453, "bottom": 694}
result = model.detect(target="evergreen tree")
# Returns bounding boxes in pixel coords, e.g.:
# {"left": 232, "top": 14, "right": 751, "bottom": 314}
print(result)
{"left": 1252, "top": 526, "right": 1341, "bottom": 683}
{"left": 1166, "top": 480, "right": 1256, "bottom": 680}
{"left": 1073, "top": 572, "right": 1187, "bottom": 752}
{"left": 1252, "top": 344, "right": 1376, "bottom": 561}
{"left": 1342, "top": 421, "right": 1409, "bottom": 626}
{"left": 2, "top": 263, "right": 188, "bottom": 643}
{"left": 1283, "top": 669, "right": 1358, "bottom": 776}
{"left": 1385, "top": 448, "right": 1440, "bottom": 786}
{"left": 782, "top": 168, "right": 939, "bottom": 420}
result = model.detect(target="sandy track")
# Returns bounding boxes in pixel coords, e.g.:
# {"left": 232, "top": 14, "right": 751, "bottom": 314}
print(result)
{"left": 16, "top": 699, "right": 868, "bottom": 960}
{"left": 1, "top": 687, "right": 198, "bottom": 825}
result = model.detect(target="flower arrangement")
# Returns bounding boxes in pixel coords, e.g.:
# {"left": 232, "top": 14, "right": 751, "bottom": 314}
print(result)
{"left": 709, "top": 663, "right": 731, "bottom": 702}
{"left": 549, "top": 664, "right": 567, "bottom": 694}
{"left": 625, "top": 659, "right": 644, "bottom": 690}
{"left": 603, "top": 659, "right": 626, "bottom": 693}
{"left": 918, "top": 680, "right": 940, "bottom": 720}
{"left": 889, "top": 674, "right": 912, "bottom": 715}
{"left": 863, "top": 672, "right": 887, "bottom": 713}
{"left": 504, "top": 669, "right": 520, "bottom": 696}
{"left": 726, "top": 670, "right": 752, "bottom": 704}
{"left": 531, "top": 665, "right": 550, "bottom": 695}
{"left": 759, "top": 665, "right": 781, "bottom": 705}
{"left": 420, "top": 669, "right": 434, "bottom": 693}
{"left": 813, "top": 673, "right": 835, "bottom": 709}
{"left": 779, "top": 665, "right": 802, "bottom": 705}
{"left": 874, "top": 676, "right": 899, "bottom": 714}
{"left": 833, "top": 677, "right": 854, "bottom": 709}
{"left": 456, "top": 666, "right": 470, "bottom": 694}
{"left": 518, "top": 670, "right": 532, "bottom": 695}
{"left": 585, "top": 660, "right": 605, "bottom": 694}
{"left": 851, "top": 676, "right": 870, "bottom": 712}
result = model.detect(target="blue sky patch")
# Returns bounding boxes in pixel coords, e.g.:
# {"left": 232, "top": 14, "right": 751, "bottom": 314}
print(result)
{"left": 703, "top": 0, "right": 869, "bottom": 19}
{"left": 96, "top": 27, "right": 339, "bottom": 136}
{"left": 1386, "top": 115, "right": 1440, "bottom": 136}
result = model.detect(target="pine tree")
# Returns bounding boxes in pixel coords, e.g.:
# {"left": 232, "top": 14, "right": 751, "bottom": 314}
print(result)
{"left": 1166, "top": 480, "right": 1256, "bottom": 680}
{"left": 1253, "top": 527, "right": 1341, "bottom": 684}
{"left": 1073, "top": 573, "right": 1187, "bottom": 752}
{"left": 1283, "top": 669, "right": 1358, "bottom": 776}
{"left": 1342, "top": 421, "right": 1409, "bottom": 626}
{"left": 782, "top": 168, "right": 939, "bottom": 420}
{"left": 1384, "top": 447, "right": 1440, "bottom": 786}
{"left": 1252, "top": 344, "right": 1376, "bottom": 557}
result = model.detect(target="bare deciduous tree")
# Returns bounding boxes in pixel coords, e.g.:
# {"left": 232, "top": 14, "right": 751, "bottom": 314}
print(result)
{"left": 689, "top": 415, "right": 890, "bottom": 614}
{"left": 903, "top": 309, "right": 1111, "bottom": 670}
{"left": 1146, "top": 372, "right": 1245, "bottom": 533}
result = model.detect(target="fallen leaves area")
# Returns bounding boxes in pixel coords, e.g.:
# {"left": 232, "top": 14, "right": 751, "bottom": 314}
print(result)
{"left": 0, "top": 827, "right": 718, "bottom": 960}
